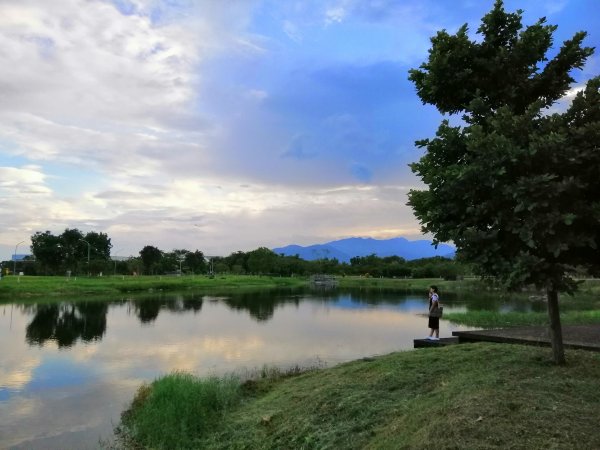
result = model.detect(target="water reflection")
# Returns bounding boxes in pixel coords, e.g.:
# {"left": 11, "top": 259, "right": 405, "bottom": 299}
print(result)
{"left": 26, "top": 302, "right": 108, "bottom": 348}
{"left": 222, "top": 290, "right": 302, "bottom": 322}
{"left": 19, "top": 288, "right": 542, "bottom": 349}
{"left": 1, "top": 287, "right": 537, "bottom": 449}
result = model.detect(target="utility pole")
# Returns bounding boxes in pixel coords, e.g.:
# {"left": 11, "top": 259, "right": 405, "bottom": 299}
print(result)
{"left": 13, "top": 240, "right": 24, "bottom": 275}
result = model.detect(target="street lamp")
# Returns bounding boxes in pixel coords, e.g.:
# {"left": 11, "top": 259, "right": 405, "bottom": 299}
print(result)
{"left": 79, "top": 238, "right": 90, "bottom": 275}
{"left": 177, "top": 254, "right": 187, "bottom": 276}
{"left": 13, "top": 240, "right": 24, "bottom": 275}
{"left": 112, "top": 248, "right": 127, "bottom": 276}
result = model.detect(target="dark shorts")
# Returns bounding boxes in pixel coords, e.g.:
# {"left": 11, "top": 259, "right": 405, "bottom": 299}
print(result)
{"left": 428, "top": 316, "right": 439, "bottom": 330}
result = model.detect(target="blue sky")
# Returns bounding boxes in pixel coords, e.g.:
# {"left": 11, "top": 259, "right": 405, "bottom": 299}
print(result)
{"left": 0, "top": 0, "right": 598, "bottom": 259}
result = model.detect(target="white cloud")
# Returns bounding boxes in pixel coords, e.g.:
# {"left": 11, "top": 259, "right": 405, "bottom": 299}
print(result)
{"left": 0, "top": 0, "right": 435, "bottom": 259}
{"left": 91, "top": 182, "right": 422, "bottom": 255}
{"left": 547, "top": 84, "right": 586, "bottom": 114}
{"left": 0, "top": 1, "right": 199, "bottom": 127}
{"left": 0, "top": 166, "right": 49, "bottom": 192}
{"left": 325, "top": 5, "right": 348, "bottom": 24}
{"left": 283, "top": 20, "right": 302, "bottom": 42}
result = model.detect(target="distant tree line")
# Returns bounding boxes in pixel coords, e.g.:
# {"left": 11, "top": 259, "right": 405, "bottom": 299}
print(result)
{"left": 211, "top": 247, "right": 466, "bottom": 280}
{"left": 1, "top": 229, "right": 467, "bottom": 279}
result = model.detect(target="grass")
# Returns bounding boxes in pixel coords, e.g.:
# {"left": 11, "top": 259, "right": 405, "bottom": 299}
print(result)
{"left": 0, "top": 274, "right": 307, "bottom": 302}
{"left": 117, "top": 373, "right": 242, "bottom": 449}
{"left": 3, "top": 274, "right": 599, "bottom": 301}
{"left": 445, "top": 310, "right": 600, "bottom": 328}
{"left": 0, "top": 275, "right": 471, "bottom": 300}
{"left": 337, "top": 276, "right": 485, "bottom": 292}
{"left": 116, "top": 343, "right": 600, "bottom": 449}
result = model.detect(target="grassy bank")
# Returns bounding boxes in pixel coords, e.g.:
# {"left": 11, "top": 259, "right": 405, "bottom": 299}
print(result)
{"left": 0, "top": 275, "right": 307, "bottom": 301}
{"left": 117, "top": 343, "right": 600, "bottom": 449}
{"left": 3, "top": 274, "right": 599, "bottom": 300}
{"left": 337, "top": 276, "right": 484, "bottom": 292}
{"left": 338, "top": 276, "right": 600, "bottom": 295}
{"left": 445, "top": 310, "right": 600, "bottom": 328}
{"left": 1, "top": 275, "right": 466, "bottom": 300}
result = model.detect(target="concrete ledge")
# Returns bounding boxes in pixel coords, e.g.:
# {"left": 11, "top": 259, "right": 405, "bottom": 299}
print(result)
{"left": 414, "top": 337, "right": 459, "bottom": 348}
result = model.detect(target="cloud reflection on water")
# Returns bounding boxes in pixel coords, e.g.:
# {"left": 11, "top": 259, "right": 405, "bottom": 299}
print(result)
{"left": 1, "top": 288, "right": 470, "bottom": 449}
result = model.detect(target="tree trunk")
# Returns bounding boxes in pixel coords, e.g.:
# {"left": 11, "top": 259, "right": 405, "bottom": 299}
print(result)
{"left": 546, "top": 287, "right": 565, "bottom": 365}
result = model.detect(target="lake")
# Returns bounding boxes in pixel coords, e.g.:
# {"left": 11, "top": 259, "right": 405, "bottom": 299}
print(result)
{"left": 0, "top": 287, "right": 530, "bottom": 449}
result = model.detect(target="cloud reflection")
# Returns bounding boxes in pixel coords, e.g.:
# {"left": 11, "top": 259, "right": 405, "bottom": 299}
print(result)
{"left": 1, "top": 289, "right": 472, "bottom": 448}
{"left": 0, "top": 357, "right": 40, "bottom": 391}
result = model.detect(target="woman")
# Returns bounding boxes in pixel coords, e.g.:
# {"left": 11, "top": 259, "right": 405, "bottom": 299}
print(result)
{"left": 427, "top": 285, "right": 440, "bottom": 340}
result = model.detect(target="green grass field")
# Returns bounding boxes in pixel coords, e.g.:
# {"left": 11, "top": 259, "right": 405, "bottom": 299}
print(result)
{"left": 116, "top": 343, "right": 600, "bottom": 449}
{"left": 3, "top": 274, "right": 599, "bottom": 299}
{"left": 0, "top": 274, "right": 308, "bottom": 301}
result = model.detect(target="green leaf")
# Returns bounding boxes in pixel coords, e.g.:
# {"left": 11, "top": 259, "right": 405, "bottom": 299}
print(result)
{"left": 563, "top": 214, "right": 576, "bottom": 225}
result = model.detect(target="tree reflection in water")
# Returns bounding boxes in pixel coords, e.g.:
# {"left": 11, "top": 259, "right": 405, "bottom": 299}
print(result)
{"left": 22, "top": 287, "right": 498, "bottom": 348}
{"left": 222, "top": 290, "right": 301, "bottom": 322}
{"left": 132, "top": 295, "right": 204, "bottom": 324}
{"left": 26, "top": 302, "right": 108, "bottom": 348}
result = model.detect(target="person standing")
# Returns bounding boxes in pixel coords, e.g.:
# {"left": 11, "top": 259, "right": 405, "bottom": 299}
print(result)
{"left": 427, "top": 285, "right": 440, "bottom": 340}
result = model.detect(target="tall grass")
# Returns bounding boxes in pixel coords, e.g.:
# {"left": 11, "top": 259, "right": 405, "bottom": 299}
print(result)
{"left": 118, "top": 372, "right": 241, "bottom": 449}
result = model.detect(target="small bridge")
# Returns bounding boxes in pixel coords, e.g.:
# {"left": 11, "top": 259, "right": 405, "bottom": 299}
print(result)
{"left": 310, "top": 274, "right": 339, "bottom": 287}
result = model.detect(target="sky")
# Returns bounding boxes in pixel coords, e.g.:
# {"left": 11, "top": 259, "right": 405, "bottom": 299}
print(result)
{"left": 0, "top": 0, "right": 598, "bottom": 259}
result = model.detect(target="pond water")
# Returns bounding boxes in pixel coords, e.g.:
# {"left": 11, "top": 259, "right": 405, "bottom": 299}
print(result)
{"left": 0, "top": 287, "right": 532, "bottom": 449}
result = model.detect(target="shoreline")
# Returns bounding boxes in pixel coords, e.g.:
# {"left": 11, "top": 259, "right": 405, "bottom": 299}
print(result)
{"left": 116, "top": 342, "right": 600, "bottom": 449}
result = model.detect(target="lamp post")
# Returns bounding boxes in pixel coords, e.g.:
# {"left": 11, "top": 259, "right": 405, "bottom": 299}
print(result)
{"left": 112, "top": 248, "right": 119, "bottom": 276}
{"left": 112, "top": 248, "right": 126, "bottom": 276}
{"left": 13, "top": 240, "right": 24, "bottom": 275}
{"left": 79, "top": 238, "right": 90, "bottom": 275}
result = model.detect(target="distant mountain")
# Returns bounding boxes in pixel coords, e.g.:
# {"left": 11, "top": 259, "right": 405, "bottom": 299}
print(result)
{"left": 272, "top": 237, "right": 455, "bottom": 262}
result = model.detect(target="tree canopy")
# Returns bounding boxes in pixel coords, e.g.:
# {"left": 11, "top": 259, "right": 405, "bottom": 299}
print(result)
{"left": 139, "top": 245, "right": 163, "bottom": 275}
{"left": 30, "top": 228, "right": 112, "bottom": 275}
{"left": 407, "top": 0, "right": 599, "bottom": 363}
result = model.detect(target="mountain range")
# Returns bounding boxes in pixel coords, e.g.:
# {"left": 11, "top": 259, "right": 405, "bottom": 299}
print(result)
{"left": 272, "top": 237, "right": 455, "bottom": 263}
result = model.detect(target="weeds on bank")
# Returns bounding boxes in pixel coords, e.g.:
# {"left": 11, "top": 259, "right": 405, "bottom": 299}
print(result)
{"left": 116, "top": 363, "right": 324, "bottom": 449}
{"left": 117, "top": 373, "right": 242, "bottom": 449}
{"left": 116, "top": 344, "right": 600, "bottom": 450}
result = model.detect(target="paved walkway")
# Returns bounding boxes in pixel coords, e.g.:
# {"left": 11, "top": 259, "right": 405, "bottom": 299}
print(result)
{"left": 452, "top": 325, "right": 600, "bottom": 352}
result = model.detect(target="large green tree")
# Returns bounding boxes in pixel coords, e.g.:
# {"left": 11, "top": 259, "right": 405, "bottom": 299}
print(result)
{"left": 78, "top": 230, "right": 112, "bottom": 274}
{"left": 30, "top": 229, "right": 112, "bottom": 274}
{"left": 407, "top": 1, "right": 599, "bottom": 364}
{"left": 83, "top": 231, "right": 112, "bottom": 260}
{"left": 246, "top": 247, "right": 278, "bottom": 275}
{"left": 30, "top": 231, "right": 63, "bottom": 274}
{"left": 139, "top": 245, "right": 163, "bottom": 275}
{"left": 61, "top": 228, "right": 84, "bottom": 271}
{"left": 184, "top": 250, "right": 207, "bottom": 274}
